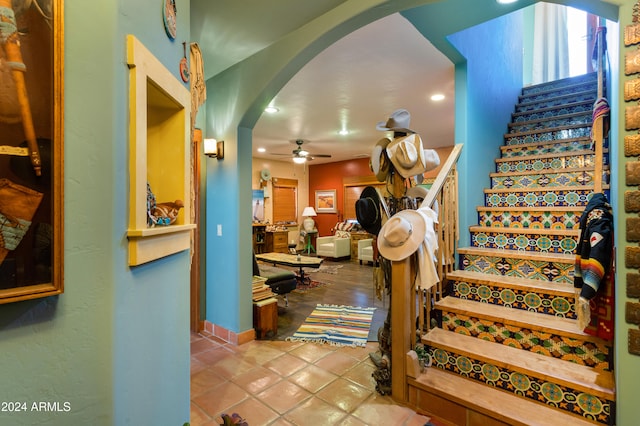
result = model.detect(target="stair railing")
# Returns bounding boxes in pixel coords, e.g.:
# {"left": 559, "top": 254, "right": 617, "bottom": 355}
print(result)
{"left": 592, "top": 25, "right": 607, "bottom": 193}
{"left": 389, "top": 143, "right": 462, "bottom": 402}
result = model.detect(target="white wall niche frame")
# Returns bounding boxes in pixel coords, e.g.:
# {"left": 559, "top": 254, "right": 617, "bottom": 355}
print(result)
{"left": 126, "top": 35, "right": 196, "bottom": 266}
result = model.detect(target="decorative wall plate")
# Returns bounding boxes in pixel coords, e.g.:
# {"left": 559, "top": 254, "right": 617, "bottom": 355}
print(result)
{"left": 626, "top": 49, "right": 640, "bottom": 75}
{"left": 163, "top": 0, "right": 177, "bottom": 40}
{"left": 627, "top": 105, "right": 640, "bottom": 130}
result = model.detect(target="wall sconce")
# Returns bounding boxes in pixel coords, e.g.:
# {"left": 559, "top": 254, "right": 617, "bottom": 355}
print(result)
{"left": 204, "top": 138, "right": 224, "bottom": 159}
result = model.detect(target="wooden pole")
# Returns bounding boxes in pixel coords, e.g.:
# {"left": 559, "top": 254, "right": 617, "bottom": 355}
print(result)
{"left": 0, "top": 1, "right": 42, "bottom": 176}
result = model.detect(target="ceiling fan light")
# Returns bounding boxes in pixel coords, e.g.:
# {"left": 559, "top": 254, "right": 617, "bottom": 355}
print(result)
{"left": 298, "top": 149, "right": 309, "bottom": 156}
{"left": 292, "top": 156, "right": 306, "bottom": 164}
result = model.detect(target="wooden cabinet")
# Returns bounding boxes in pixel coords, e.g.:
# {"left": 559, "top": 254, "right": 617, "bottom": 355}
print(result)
{"left": 253, "top": 224, "right": 266, "bottom": 254}
{"left": 253, "top": 300, "right": 278, "bottom": 339}
{"left": 350, "top": 232, "right": 372, "bottom": 259}
{"left": 265, "top": 231, "right": 288, "bottom": 253}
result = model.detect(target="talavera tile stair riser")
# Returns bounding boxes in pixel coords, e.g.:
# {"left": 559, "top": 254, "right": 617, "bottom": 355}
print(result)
{"left": 513, "top": 101, "right": 593, "bottom": 122}
{"left": 484, "top": 189, "right": 593, "bottom": 208}
{"left": 501, "top": 138, "right": 594, "bottom": 157}
{"left": 459, "top": 252, "right": 574, "bottom": 284}
{"left": 491, "top": 170, "right": 596, "bottom": 189}
{"left": 519, "top": 80, "right": 598, "bottom": 102}
{"left": 520, "top": 73, "right": 597, "bottom": 96}
{"left": 441, "top": 311, "right": 611, "bottom": 370}
{"left": 509, "top": 113, "right": 592, "bottom": 133}
{"left": 477, "top": 210, "right": 581, "bottom": 229}
{"left": 516, "top": 91, "right": 596, "bottom": 112}
{"left": 470, "top": 230, "right": 578, "bottom": 253}
{"left": 496, "top": 153, "right": 605, "bottom": 173}
{"left": 505, "top": 126, "right": 592, "bottom": 145}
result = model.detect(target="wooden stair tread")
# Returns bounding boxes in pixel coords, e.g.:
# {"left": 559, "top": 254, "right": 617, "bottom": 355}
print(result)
{"left": 489, "top": 165, "right": 608, "bottom": 178}
{"left": 409, "top": 367, "right": 599, "bottom": 426}
{"left": 458, "top": 246, "right": 576, "bottom": 263}
{"left": 447, "top": 269, "right": 574, "bottom": 295}
{"left": 423, "top": 328, "right": 615, "bottom": 398}
{"left": 484, "top": 184, "right": 596, "bottom": 194}
{"left": 469, "top": 225, "right": 580, "bottom": 236}
{"left": 435, "top": 296, "right": 606, "bottom": 344}
{"left": 495, "top": 149, "right": 597, "bottom": 163}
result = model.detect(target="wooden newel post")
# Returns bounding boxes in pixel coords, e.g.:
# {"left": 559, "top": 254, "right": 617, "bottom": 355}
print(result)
{"left": 0, "top": 0, "right": 42, "bottom": 176}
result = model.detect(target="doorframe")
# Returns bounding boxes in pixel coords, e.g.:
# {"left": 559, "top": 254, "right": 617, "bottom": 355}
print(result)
{"left": 190, "top": 128, "right": 202, "bottom": 332}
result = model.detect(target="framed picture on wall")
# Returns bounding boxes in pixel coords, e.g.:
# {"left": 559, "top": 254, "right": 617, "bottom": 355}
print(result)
{"left": 315, "top": 189, "right": 337, "bottom": 213}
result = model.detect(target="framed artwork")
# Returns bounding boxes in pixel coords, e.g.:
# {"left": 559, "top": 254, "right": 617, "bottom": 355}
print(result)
{"left": 252, "top": 189, "right": 264, "bottom": 222}
{"left": 0, "top": 0, "right": 64, "bottom": 303}
{"left": 315, "top": 189, "right": 337, "bottom": 213}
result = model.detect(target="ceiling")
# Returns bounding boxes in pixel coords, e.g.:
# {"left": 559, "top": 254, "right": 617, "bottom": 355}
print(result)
{"left": 190, "top": 0, "right": 619, "bottom": 165}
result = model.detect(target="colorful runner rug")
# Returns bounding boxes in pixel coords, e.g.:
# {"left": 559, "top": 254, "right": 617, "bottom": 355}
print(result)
{"left": 287, "top": 304, "right": 376, "bottom": 347}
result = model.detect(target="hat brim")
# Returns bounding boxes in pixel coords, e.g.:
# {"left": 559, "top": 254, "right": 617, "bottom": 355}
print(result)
{"left": 376, "top": 122, "right": 416, "bottom": 134}
{"left": 386, "top": 134, "right": 427, "bottom": 178}
{"left": 357, "top": 186, "right": 382, "bottom": 235}
{"left": 406, "top": 185, "right": 428, "bottom": 200}
{"left": 377, "top": 209, "right": 426, "bottom": 261}
{"left": 370, "top": 138, "right": 391, "bottom": 182}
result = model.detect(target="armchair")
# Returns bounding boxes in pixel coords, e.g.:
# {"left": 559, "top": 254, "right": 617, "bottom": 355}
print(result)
{"left": 316, "top": 235, "right": 351, "bottom": 259}
{"left": 358, "top": 238, "right": 374, "bottom": 265}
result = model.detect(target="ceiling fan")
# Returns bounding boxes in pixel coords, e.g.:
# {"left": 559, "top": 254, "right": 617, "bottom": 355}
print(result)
{"left": 272, "top": 139, "right": 332, "bottom": 163}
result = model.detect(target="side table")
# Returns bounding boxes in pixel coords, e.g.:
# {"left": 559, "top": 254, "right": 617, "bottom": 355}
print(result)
{"left": 302, "top": 230, "right": 317, "bottom": 255}
{"left": 253, "top": 298, "right": 278, "bottom": 339}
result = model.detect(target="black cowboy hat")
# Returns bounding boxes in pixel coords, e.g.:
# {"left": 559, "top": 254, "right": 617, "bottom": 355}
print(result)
{"left": 355, "top": 186, "right": 382, "bottom": 235}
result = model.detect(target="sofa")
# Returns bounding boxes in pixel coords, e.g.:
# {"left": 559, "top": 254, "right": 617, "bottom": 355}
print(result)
{"left": 358, "top": 238, "right": 374, "bottom": 264}
{"left": 316, "top": 235, "right": 351, "bottom": 259}
{"left": 252, "top": 252, "right": 297, "bottom": 306}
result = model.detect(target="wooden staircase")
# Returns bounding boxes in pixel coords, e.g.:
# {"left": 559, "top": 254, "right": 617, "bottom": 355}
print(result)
{"left": 409, "top": 73, "right": 615, "bottom": 425}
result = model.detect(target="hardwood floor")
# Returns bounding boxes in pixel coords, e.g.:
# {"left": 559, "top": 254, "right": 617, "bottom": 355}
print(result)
{"left": 261, "top": 258, "right": 389, "bottom": 342}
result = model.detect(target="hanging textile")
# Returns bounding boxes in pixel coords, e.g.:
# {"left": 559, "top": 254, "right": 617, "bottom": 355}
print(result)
{"left": 532, "top": 2, "right": 570, "bottom": 84}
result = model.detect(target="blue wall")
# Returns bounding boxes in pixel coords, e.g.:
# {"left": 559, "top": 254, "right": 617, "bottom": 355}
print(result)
{"left": 448, "top": 12, "right": 524, "bottom": 239}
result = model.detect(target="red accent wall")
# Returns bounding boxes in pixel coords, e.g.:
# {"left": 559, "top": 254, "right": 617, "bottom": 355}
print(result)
{"left": 308, "top": 158, "right": 372, "bottom": 236}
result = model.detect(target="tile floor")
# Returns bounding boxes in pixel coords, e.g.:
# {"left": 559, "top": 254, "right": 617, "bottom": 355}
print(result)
{"left": 190, "top": 331, "right": 441, "bottom": 426}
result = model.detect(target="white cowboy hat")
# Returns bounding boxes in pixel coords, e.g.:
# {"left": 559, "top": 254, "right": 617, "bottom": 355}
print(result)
{"left": 386, "top": 134, "right": 427, "bottom": 178}
{"left": 376, "top": 109, "right": 416, "bottom": 134}
{"left": 370, "top": 137, "right": 391, "bottom": 182}
{"left": 377, "top": 209, "right": 426, "bottom": 261}
{"left": 423, "top": 149, "right": 441, "bottom": 172}
{"left": 406, "top": 185, "right": 428, "bottom": 200}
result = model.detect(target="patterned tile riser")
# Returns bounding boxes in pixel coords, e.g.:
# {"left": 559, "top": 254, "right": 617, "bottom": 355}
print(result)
{"left": 501, "top": 140, "right": 593, "bottom": 158}
{"left": 513, "top": 102, "right": 593, "bottom": 123}
{"left": 440, "top": 312, "right": 610, "bottom": 370}
{"left": 521, "top": 74, "right": 597, "bottom": 95}
{"left": 459, "top": 253, "right": 574, "bottom": 284}
{"left": 496, "top": 153, "right": 603, "bottom": 173}
{"left": 516, "top": 93, "right": 596, "bottom": 113}
{"left": 509, "top": 114, "right": 592, "bottom": 134}
{"left": 491, "top": 171, "right": 594, "bottom": 189}
{"left": 484, "top": 189, "right": 593, "bottom": 208}
{"left": 477, "top": 210, "right": 580, "bottom": 230}
{"left": 471, "top": 230, "right": 578, "bottom": 254}
{"left": 451, "top": 280, "right": 576, "bottom": 318}
{"left": 520, "top": 82, "right": 598, "bottom": 103}
{"left": 505, "top": 126, "right": 591, "bottom": 145}
{"left": 425, "top": 347, "right": 612, "bottom": 425}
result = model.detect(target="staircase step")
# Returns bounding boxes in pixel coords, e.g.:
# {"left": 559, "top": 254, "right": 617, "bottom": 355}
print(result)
{"left": 495, "top": 150, "right": 600, "bottom": 173}
{"left": 408, "top": 366, "right": 600, "bottom": 426}
{"left": 469, "top": 225, "right": 579, "bottom": 254}
{"left": 435, "top": 296, "right": 611, "bottom": 370}
{"left": 508, "top": 111, "right": 592, "bottom": 134}
{"left": 458, "top": 246, "right": 575, "bottom": 284}
{"left": 500, "top": 136, "right": 594, "bottom": 157}
{"left": 477, "top": 205, "right": 582, "bottom": 230}
{"left": 519, "top": 78, "right": 598, "bottom": 103}
{"left": 490, "top": 167, "right": 603, "bottom": 189}
{"left": 520, "top": 72, "right": 597, "bottom": 96}
{"left": 512, "top": 99, "right": 595, "bottom": 122}
{"left": 484, "top": 186, "right": 594, "bottom": 208}
{"left": 421, "top": 328, "right": 615, "bottom": 424}
{"left": 447, "top": 269, "right": 575, "bottom": 314}
{"left": 516, "top": 89, "right": 597, "bottom": 113}
{"left": 505, "top": 123, "right": 592, "bottom": 145}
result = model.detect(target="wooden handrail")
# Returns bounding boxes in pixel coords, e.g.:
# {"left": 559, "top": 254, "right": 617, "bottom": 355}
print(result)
{"left": 592, "top": 26, "right": 606, "bottom": 193}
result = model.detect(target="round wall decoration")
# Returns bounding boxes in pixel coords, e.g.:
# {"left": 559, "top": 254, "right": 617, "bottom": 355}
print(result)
{"left": 163, "top": 0, "right": 177, "bottom": 40}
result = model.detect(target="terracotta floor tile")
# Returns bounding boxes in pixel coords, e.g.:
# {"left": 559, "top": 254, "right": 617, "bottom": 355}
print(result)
{"left": 263, "top": 353, "right": 309, "bottom": 377}
{"left": 263, "top": 339, "right": 305, "bottom": 352}
{"left": 231, "top": 365, "right": 282, "bottom": 394}
{"left": 314, "top": 351, "right": 360, "bottom": 376}
{"left": 224, "top": 396, "right": 280, "bottom": 425}
{"left": 209, "top": 355, "right": 259, "bottom": 380}
{"left": 191, "top": 337, "right": 223, "bottom": 355}
{"left": 189, "top": 402, "right": 211, "bottom": 426}
{"left": 288, "top": 364, "right": 338, "bottom": 393}
{"left": 289, "top": 342, "right": 334, "bottom": 363}
{"left": 256, "top": 380, "right": 312, "bottom": 414}
{"left": 283, "top": 396, "right": 348, "bottom": 426}
{"left": 336, "top": 342, "right": 380, "bottom": 361}
{"left": 191, "top": 367, "right": 227, "bottom": 397}
{"left": 231, "top": 341, "right": 286, "bottom": 365}
{"left": 315, "top": 378, "right": 372, "bottom": 413}
{"left": 338, "top": 415, "right": 369, "bottom": 426}
{"left": 268, "top": 417, "right": 295, "bottom": 426}
{"left": 192, "top": 381, "right": 250, "bottom": 418}
{"left": 191, "top": 356, "right": 207, "bottom": 375}
{"left": 341, "top": 361, "right": 377, "bottom": 391}
{"left": 405, "top": 412, "right": 433, "bottom": 426}
{"left": 193, "top": 346, "right": 236, "bottom": 366}
{"left": 350, "top": 393, "right": 414, "bottom": 425}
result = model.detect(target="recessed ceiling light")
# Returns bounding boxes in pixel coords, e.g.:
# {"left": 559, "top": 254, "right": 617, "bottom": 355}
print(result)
{"left": 431, "top": 94, "right": 445, "bottom": 101}
{"left": 264, "top": 106, "right": 279, "bottom": 113}
{"left": 292, "top": 156, "right": 306, "bottom": 164}
{"left": 338, "top": 129, "right": 349, "bottom": 135}
{"left": 496, "top": 0, "right": 518, "bottom": 4}
{"left": 257, "top": 147, "right": 266, "bottom": 153}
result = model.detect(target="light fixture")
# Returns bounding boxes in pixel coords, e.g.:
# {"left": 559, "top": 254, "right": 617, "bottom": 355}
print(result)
{"left": 338, "top": 129, "right": 349, "bottom": 135}
{"left": 257, "top": 147, "right": 266, "bottom": 153}
{"left": 204, "top": 138, "right": 224, "bottom": 159}
{"left": 265, "top": 106, "right": 279, "bottom": 113}
{"left": 292, "top": 156, "right": 306, "bottom": 164}
{"left": 431, "top": 94, "right": 445, "bottom": 101}
{"left": 496, "top": 0, "right": 517, "bottom": 4}
{"left": 301, "top": 206, "right": 317, "bottom": 232}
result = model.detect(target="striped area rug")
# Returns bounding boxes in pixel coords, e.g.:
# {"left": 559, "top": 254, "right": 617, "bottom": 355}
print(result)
{"left": 287, "top": 304, "right": 376, "bottom": 347}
